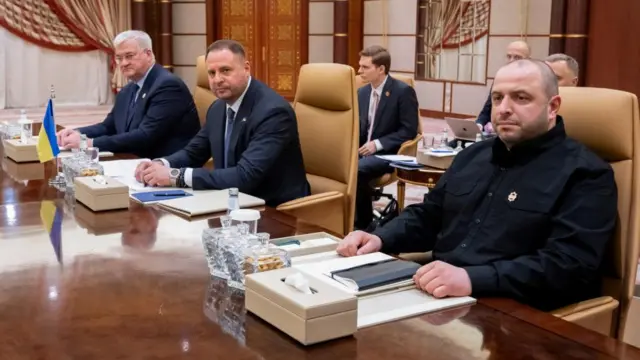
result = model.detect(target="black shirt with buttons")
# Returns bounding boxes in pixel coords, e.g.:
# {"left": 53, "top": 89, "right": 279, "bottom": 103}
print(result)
{"left": 374, "top": 116, "right": 618, "bottom": 311}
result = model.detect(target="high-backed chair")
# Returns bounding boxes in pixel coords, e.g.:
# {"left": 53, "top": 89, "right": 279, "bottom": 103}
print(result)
{"left": 354, "top": 74, "right": 422, "bottom": 203}
{"left": 550, "top": 87, "right": 640, "bottom": 338}
{"left": 194, "top": 55, "right": 217, "bottom": 126}
{"left": 276, "top": 64, "right": 359, "bottom": 236}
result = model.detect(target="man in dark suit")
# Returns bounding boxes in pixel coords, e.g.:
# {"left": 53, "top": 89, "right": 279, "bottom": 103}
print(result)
{"left": 134, "top": 39, "right": 310, "bottom": 207}
{"left": 355, "top": 45, "right": 419, "bottom": 230}
{"left": 57, "top": 30, "right": 200, "bottom": 159}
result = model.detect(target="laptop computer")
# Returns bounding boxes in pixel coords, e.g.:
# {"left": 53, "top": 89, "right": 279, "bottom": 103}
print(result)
{"left": 445, "top": 117, "right": 481, "bottom": 142}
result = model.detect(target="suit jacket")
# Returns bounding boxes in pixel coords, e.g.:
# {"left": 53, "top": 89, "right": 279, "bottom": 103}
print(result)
{"left": 475, "top": 92, "right": 492, "bottom": 128}
{"left": 358, "top": 76, "right": 419, "bottom": 155}
{"left": 77, "top": 64, "right": 200, "bottom": 159}
{"left": 163, "top": 79, "right": 311, "bottom": 207}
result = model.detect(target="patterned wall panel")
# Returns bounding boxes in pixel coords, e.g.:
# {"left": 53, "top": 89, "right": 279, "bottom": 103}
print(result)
{"left": 220, "top": 0, "right": 260, "bottom": 78}
{"left": 265, "top": 0, "right": 303, "bottom": 99}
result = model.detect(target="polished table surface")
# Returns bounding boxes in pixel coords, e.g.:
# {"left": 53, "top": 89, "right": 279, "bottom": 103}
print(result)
{"left": 2, "top": 131, "right": 640, "bottom": 359}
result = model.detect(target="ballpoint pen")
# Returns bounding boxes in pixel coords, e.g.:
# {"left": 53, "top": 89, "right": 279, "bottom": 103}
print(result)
{"left": 152, "top": 192, "right": 187, "bottom": 197}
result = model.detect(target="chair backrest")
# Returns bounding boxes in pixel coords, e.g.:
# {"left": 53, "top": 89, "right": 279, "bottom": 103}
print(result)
{"left": 194, "top": 55, "right": 217, "bottom": 126}
{"left": 558, "top": 86, "right": 640, "bottom": 335}
{"left": 294, "top": 63, "right": 359, "bottom": 235}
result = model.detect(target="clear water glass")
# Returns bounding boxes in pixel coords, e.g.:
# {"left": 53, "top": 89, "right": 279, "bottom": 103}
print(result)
{"left": 84, "top": 147, "right": 99, "bottom": 163}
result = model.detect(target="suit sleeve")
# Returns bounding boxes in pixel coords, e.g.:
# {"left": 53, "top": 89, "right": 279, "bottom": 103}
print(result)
{"left": 464, "top": 167, "right": 617, "bottom": 310}
{"left": 377, "top": 85, "right": 419, "bottom": 151}
{"left": 190, "top": 107, "right": 294, "bottom": 192}
{"left": 77, "top": 108, "right": 116, "bottom": 138}
{"left": 373, "top": 169, "right": 449, "bottom": 254}
{"left": 163, "top": 105, "right": 214, "bottom": 168}
{"left": 90, "top": 79, "right": 190, "bottom": 153}
{"left": 475, "top": 93, "right": 492, "bottom": 127}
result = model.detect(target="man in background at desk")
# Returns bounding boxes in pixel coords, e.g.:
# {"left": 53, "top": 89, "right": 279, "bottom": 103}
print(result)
{"left": 337, "top": 59, "right": 617, "bottom": 311}
{"left": 474, "top": 40, "right": 531, "bottom": 136}
{"left": 354, "top": 45, "right": 418, "bottom": 230}
{"left": 57, "top": 30, "right": 200, "bottom": 159}
{"left": 135, "top": 39, "right": 310, "bottom": 207}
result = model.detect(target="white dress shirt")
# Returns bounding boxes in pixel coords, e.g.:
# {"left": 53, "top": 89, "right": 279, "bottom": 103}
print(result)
{"left": 368, "top": 75, "right": 388, "bottom": 152}
{"left": 159, "top": 77, "right": 252, "bottom": 187}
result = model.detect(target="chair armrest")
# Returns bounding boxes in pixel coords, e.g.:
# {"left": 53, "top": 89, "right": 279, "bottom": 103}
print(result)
{"left": 550, "top": 296, "right": 619, "bottom": 320}
{"left": 398, "top": 135, "right": 422, "bottom": 156}
{"left": 276, "top": 191, "right": 344, "bottom": 211}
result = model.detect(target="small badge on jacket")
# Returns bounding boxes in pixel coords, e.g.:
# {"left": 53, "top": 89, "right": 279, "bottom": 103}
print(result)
{"left": 507, "top": 191, "right": 518, "bottom": 202}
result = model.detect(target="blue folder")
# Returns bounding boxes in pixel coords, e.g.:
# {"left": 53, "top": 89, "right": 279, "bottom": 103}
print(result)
{"left": 131, "top": 190, "right": 193, "bottom": 203}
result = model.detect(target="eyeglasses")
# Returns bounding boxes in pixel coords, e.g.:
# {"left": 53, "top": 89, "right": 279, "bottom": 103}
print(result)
{"left": 115, "top": 51, "right": 142, "bottom": 63}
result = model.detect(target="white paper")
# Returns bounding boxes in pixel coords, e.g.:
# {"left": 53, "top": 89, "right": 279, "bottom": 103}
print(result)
{"left": 100, "top": 158, "right": 149, "bottom": 177}
{"left": 357, "top": 288, "right": 476, "bottom": 328}
{"left": 376, "top": 154, "right": 416, "bottom": 162}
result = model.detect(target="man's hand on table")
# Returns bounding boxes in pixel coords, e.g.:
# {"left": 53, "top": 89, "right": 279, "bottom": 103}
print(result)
{"left": 413, "top": 260, "right": 472, "bottom": 298}
{"left": 337, "top": 230, "right": 382, "bottom": 256}
{"left": 139, "top": 161, "right": 172, "bottom": 187}
{"left": 56, "top": 129, "right": 93, "bottom": 149}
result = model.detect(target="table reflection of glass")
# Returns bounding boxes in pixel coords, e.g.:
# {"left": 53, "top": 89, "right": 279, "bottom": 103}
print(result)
{"left": 203, "top": 277, "right": 246, "bottom": 345}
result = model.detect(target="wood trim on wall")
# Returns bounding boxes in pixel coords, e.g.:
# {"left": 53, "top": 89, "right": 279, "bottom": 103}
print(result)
{"left": 347, "top": 0, "right": 364, "bottom": 70}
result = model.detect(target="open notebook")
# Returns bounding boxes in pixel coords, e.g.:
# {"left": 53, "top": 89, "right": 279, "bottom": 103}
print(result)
{"left": 156, "top": 190, "right": 265, "bottom": 217}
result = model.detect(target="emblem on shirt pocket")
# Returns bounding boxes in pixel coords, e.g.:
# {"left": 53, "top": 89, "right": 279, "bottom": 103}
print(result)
{"left": 507, "top": 191, "right": 518, "bottom": 202}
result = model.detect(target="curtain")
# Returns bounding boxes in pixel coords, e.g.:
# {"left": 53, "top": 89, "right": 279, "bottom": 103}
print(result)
{"left": 423, "top": 0, "right": 462, "bottom": 78}
{"left": 46, "top": 0, "right": 131, "bottom": 92}
{"left": 0, "top": 27, "right": 110, "bottom": 109}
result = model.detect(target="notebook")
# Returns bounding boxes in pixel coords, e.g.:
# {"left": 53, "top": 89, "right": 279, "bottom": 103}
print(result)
{"left": 130, "top": 190, "right": 193, "bottom": 204}
{"left": 328, "top": 258, "right": 421, "bottom": 292}
{"left": 156, "top": 190, "right": 265, "bottom": 217}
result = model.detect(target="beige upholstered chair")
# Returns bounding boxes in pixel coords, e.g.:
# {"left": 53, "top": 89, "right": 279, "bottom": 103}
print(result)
{"left": 276, "top": 64, "right": 359, "bottom": 237}
{"left": 550, "top": 87, "right": 640, "bottom": 338}
{"left": 194, "top": 55, "right": 217, "bottom": 126}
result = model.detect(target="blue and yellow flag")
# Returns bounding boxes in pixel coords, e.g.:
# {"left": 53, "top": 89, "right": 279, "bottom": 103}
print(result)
{"left": 40, "top": 201, "right": 63, "bottom": 264}
{"left": 36, "top": 99, "right": 60, "bottom": 163}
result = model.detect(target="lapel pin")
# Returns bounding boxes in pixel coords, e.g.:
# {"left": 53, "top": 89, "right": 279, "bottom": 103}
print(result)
{"left": 507, "top": 191, "right": 518, "bottom": 202}
{"left": 142, "top": 93, "right": 146, "bottom": 99}
{"left": 242, "top": 117, "right": 247, "bottom": 122}
{"left": 385, "top": 91, "right": 390, "bottom": 97}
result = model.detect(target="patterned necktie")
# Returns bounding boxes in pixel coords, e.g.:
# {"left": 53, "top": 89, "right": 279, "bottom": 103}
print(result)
{"left": 367, "top": 91, "right": 379, "bottom": 142}
{"left": 224, "top": 107, "right": 236, "bottom": 168}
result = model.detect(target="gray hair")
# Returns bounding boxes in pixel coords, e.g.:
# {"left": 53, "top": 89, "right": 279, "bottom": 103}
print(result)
{"left": 500, "top": 59, "right": 559, "bottom": 99}
{"left": 113, "top": 30, "right": 153, "bottom": 51}
{"left": 545, "top": 53, "right": 579, "bottom": 77}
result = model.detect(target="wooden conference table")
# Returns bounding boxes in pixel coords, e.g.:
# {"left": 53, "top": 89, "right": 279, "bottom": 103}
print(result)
{"left": 1, "top": 127, "right": 640, "bottom": 359}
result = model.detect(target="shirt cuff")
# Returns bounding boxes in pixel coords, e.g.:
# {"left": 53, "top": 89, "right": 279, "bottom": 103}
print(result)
{"left": 184, "top": 168, "right": 193, "bottom": 188}
{"left": 374, "top": 139, "right": 383, "bottom": 152}
{"left": 157, "top": 158, "right": 170, "bottom": 167}
{"left": 464, "top": 265, "right": 498, "bottom": 295}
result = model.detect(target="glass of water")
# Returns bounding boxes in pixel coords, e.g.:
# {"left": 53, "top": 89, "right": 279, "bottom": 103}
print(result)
{"left": 84, "top": 147, "right": 99, "bottom": 163}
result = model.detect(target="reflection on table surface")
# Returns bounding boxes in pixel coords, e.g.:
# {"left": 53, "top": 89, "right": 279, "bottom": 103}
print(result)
{"left": 2, "top": 134, "right": 640, "bottom": 358}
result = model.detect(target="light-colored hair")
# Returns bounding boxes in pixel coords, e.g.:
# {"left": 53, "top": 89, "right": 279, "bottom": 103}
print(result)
{"left": 500, "top": 59, "right": 559, "bottom": 99}
{"left": 113, "top": 30, "right": 153, "bottom": 51}
{"left": 545, "top": 53, "right": 579, "bottom": 77}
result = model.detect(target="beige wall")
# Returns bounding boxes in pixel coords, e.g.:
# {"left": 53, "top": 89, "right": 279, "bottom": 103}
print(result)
{"left": 172, "top": 0, "right": 207, "bottom": 93}
{"left": 308, "top": 1, "right": 334, "bottom": 63}
{"left": 364, "top": 0, "right": 553, "bottom": 117}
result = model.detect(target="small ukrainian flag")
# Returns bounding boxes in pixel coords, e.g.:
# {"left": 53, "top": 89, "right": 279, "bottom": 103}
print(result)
{"left": 36, "top": 98, "right": 60, "bottom": 163}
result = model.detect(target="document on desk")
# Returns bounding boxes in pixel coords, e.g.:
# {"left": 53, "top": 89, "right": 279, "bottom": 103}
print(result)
{"left": 156, "top": 190, "right": 265, "bottom": 217}
{"left": 293, "top": 251, "right": 477, "bottom": 329}
{"left": 99, "top": 159, "right": 150, "bottom": 191}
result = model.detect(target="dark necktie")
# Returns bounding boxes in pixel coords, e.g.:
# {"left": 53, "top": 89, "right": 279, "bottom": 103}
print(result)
{"left": 224, "top": 108, "right": 235, "bottom": 168}
{"left": 126, "top": 84, "right": 139, "bottom": 126}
